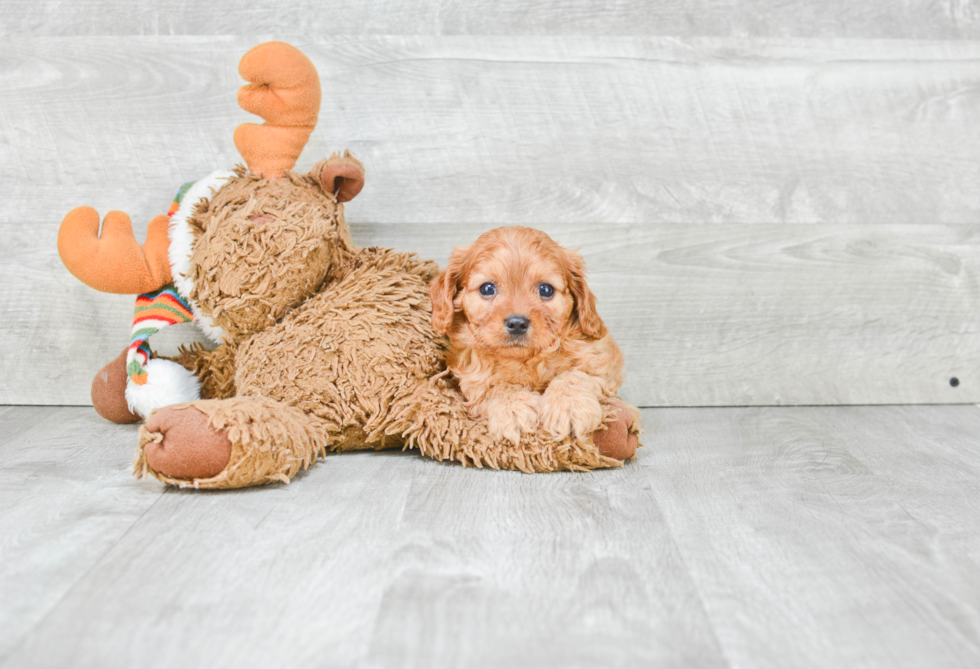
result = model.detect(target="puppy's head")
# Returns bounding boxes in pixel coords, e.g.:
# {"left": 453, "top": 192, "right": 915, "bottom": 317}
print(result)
{"left": 430, "top": 227, "right": 606, "bottom": 358}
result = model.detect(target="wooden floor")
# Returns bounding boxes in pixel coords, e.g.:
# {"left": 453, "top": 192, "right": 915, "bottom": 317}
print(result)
{"left": 1, "top": 405, "right": 979, "bottom": 668}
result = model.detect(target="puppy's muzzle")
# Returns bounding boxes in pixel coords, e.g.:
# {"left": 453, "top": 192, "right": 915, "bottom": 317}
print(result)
{"left": 504, "top": 314, "right": 530, "bottom": 336}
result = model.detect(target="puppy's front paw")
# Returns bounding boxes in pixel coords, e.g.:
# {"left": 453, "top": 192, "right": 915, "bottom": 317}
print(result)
{"left": 486, "top": 390, "right": 541, "bottom": 445}
{"left": 540, "top": 372, "right": 605, "bottom": 440}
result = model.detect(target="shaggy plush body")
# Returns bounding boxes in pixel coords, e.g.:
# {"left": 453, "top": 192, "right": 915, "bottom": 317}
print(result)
{"left": 132, "top": 171, "right": 639, "bottom": 488}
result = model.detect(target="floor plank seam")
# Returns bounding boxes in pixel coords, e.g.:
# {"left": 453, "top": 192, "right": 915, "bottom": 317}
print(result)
{"left": 635, "top": 464, "right": 734, "bottom": 668}
{"left": 0, "top": 490, "right": 167, "bottom": 667}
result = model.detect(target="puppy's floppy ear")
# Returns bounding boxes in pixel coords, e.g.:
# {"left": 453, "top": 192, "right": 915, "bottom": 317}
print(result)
{"left": 565, "top": 248, "right": 607, "bottom": 339}
{"left": 430, "top": 245, "right": 470, "bottom": 335}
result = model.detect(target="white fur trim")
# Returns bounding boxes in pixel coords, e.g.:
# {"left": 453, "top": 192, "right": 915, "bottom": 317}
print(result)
{"left": 168, "top": 170, "right": 236, "bottom": 344}
{"left": 190, "top": 310, "right": 227, "bottom": 345}
{"left": 126, "top": 359, "right": 201, "bottom": 419}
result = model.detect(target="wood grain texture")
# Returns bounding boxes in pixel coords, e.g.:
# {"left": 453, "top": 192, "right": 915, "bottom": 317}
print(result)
{"left": 820, "top": 407, "right": 980, "bottom": 566}
{"left": 362, "top": 463, "right": 721, "bottom": 668}
{"left": 0, "top": 406, "right": 725, "bottom": 669}
{"left": 3, "top": 405, "right": 980, "bottom": 667}
{"left": 4, "top": 0, "right": 980, "bottom": 39}
{"left": 0, "top": 408, "right": 150, "bottom": 660}
{"left": 368, "top": 221, "right": 980, "bottom": 406}
{"left": 3, "top": 37, "right": 980, "bottom": 226}
{"left": 642, "top": 404, "right": 980, "bottom": 669}
{"left": 3, "top": 36, "right": 980, "bottom": 406}
{"left": 5, "top": 220, "right": 978, "bottom": 406}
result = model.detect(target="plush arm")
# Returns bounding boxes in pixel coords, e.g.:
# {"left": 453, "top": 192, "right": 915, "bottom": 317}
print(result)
{"left": 168, "top": 343, "right": 239, "bottom": 400}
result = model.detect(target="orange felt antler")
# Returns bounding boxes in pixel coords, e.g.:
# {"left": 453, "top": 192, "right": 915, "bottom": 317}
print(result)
{"left": 233, "top": 42, "right": 321, "bottom": 179}
{"left": 57, "top": 207, "right": 172, "bottom": 294}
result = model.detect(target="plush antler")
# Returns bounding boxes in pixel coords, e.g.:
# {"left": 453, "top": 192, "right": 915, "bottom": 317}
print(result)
{"left": 233, "top": 41, "right": 321, "bottom": 179}
{"left": 57, "top": 207, "right": 172, "bottom": 294}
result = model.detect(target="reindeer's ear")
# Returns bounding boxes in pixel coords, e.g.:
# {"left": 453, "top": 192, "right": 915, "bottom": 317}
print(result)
{"left": 564, "top": 248, "right": 607, "bottom": 339}
{"left": 314, "top": 151, "right": 365, "bottom": 203}
{"left": 429, "top": 246, "right": 470, "bottom": 335}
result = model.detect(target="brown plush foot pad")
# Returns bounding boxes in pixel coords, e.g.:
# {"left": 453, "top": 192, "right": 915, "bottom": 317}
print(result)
{"left": 143, "top": 406, "right": 232, "bottom": 479}
{"left": 594, "top": 398, "right": 639, "bottom": 461}
{"left": 91, "top": 348, "right": 140, "bottom": 424}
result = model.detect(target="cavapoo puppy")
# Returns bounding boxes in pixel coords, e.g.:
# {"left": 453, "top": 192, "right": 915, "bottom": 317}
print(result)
{"left": 430, "top": 226, "right": 624, "bottom": 444}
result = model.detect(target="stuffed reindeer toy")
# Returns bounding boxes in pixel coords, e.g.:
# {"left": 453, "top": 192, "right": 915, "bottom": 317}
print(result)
{"left": 57, "top": 41, "right": 641, "bottom": 489}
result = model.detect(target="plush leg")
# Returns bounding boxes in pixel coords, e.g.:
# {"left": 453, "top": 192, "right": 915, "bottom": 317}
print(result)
{"left": 141, "top": 405, "right": 232, "bottom": 479}
{"left": 134, "top": 396, "right": 330, "bottom": 489}
{"left": 592, "top": 397, "right": 641, "bottom": 461}
{"left": 91, "top": 348, "right": 140, "bottom": 424}
{"left": 135, "top": 385, "right": 642, "bottom": 488}
{"left": 168, "top": 342, "right": 238, "bottom": 400}
{"left": 388, "top": 374, "right": 642, "bottom": 473}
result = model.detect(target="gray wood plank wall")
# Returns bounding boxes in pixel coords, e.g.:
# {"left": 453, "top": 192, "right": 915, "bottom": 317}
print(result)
{"left": 6, "top": 1, "right": 980, "bottom": 39}
{"left": 2, "top": 6, "right": 979, "bottom": 407}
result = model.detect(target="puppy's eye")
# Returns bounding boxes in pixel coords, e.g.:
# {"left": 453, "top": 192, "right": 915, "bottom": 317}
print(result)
{"left": 538, "top": 283, "right": 555, "bottom": 299}
{"left": 479, "top": 282, "right": 497, "bottom": 297}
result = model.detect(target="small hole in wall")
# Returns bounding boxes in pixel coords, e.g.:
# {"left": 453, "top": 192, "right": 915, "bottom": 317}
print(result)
{"left": 950, "top": 377, "right": 960, "bottom": 388}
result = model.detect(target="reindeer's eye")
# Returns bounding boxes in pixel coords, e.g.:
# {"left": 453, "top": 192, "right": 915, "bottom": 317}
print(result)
{"left": 539, "top": 283, "right": 555, "bottom": 299}
{"left": 479, "top": 282, "right": 497, "bottom": 297}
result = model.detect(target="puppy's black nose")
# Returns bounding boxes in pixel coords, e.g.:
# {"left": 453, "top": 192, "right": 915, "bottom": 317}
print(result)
{"left": 505, "top": 314, "right": 530, "bottom": 336}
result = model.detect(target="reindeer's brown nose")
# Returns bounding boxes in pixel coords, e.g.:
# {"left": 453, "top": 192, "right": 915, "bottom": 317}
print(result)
{"left": 248, "top": 213, "right": 275, "bottom": 225}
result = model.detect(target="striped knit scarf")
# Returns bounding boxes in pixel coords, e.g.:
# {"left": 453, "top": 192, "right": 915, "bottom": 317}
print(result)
{"left": 126, "top": 181, "right": 198, "bottom": 385}
{"left": 126, "top": 285, "right": 195, "bottom": 384}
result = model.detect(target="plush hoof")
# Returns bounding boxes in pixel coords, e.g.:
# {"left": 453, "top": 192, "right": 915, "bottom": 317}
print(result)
{"left": 91, "top": 348, "right": 140, "bottom": 424}
{"left": 593, "top": 398, "right": 639, "bottom": 461}
{"left": 142, "top": 406, "right": 232, "bottom": 479}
